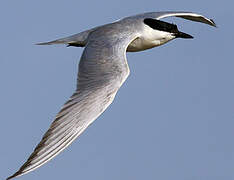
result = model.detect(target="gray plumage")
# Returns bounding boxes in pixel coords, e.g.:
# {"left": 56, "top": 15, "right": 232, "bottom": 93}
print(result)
{"left": 6, "top": 11, "right": 216, "bottom": 180}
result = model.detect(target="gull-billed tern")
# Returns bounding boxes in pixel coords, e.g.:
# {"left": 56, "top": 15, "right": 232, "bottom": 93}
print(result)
{"left": 6, "top": 11, "right": 216, "bottom": 180}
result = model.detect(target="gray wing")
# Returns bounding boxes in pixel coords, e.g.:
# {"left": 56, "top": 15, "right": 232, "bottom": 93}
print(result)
{"left": 36, "top": 11, "right": 215, "bottom": 48}
{"left": 7, "top": 27, "right": 139, "bottom": 180}
{"left": 130, "top": 11, "right": 216, "bottom": 27}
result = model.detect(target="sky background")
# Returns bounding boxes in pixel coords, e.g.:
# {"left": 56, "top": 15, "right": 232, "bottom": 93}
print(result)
{"left": 0, "top": 1, "right": 233, "bottom": 180}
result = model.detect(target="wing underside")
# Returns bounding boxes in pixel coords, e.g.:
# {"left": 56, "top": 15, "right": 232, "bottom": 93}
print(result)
{"left": 6, "top": 11, "right": 215, "bottom": 180}
{"left": 6, "top": 88, "right": 117, "bottom": 180}
{"left": 7, "top": 26, "right": 139, "bottom": 180}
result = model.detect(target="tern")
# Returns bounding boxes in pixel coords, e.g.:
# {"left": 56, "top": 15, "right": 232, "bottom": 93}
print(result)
{"left": 6, "top": 11, "right": 216, "bottom": 180}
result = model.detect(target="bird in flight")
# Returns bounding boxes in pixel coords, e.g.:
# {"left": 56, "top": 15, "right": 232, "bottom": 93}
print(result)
{"left": 6, "top": 11, "right": 216, "bottom": 180}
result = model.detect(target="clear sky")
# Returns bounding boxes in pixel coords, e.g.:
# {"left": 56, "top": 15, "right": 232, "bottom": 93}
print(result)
{"left": 0, "top": 1, "right": 233, "bottom": 180}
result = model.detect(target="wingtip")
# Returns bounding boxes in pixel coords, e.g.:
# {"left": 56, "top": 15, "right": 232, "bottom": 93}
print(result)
{"left": 210, "top": 18, "right": 217, "bottom": 27}
{"left": 6, "top": 174, "right": 17, "bottom": 180}
{"left": 6, "top": 170, "right": 23, "bottom": 180}
{"left": 6, "top": 176, "right": 13, "bottom": 180}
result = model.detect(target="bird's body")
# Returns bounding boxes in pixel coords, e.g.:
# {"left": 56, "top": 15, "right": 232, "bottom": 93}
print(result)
{"left": 6, "top": 11, "right": 216, "bottom": 180}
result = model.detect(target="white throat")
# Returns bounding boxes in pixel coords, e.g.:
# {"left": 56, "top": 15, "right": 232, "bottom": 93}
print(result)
{"left": 127, "top": 24, "right": 175, "bottom": 52}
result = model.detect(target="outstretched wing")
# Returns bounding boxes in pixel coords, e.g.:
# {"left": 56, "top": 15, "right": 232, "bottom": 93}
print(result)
{"left": 7, "top": 25, "right": 139, "bottom": 180}
{"left": 36, "top": 11, "right": 216, "bottom": 48}
{"left": 130, "top": 11, "right": 216, "bottom": 27}
{"left": 156, "top": 11, "right": 216, "bottom": 27}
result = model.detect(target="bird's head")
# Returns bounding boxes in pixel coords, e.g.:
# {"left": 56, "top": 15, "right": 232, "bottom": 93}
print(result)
{"left": 127, "top": 18, "right": 193, "bottom": 52}
{"left": 144, "top": 18, "right": 193, "bottom": 39}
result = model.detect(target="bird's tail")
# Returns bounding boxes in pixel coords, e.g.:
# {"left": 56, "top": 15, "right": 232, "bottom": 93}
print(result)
{"left": 36, "top": 28, "right": 96, "bottom": 47}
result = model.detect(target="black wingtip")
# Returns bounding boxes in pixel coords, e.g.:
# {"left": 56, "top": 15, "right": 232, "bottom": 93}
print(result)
{"left": 6, "top": 171, "right": 22, "bottom": 180}
{"left": 210, "top": 19, "right": 217, "bottom": 27}
{"left": 6, "top": 176, "right": 13, "bottom": 180}
{"left": 6, "top": 174, "right": 16, "bottom": 180}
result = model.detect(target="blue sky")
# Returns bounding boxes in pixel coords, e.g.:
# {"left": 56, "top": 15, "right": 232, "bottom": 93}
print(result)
{"left": 0, "top": 1, "right": 233, "bottom": 180}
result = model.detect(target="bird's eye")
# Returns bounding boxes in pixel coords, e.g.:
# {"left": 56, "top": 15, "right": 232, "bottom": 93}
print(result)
{"left": 143, "top": 18, "right": 178, "bottom": 33}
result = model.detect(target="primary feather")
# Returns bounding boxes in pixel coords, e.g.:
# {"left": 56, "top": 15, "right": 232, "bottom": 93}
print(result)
{"left": 7, "top": 11, "right": 215, "bottom": 180}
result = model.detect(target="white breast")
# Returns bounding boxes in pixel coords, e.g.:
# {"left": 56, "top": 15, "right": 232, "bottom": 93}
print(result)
{"left": 127, "top": 24, "right": 175, "bottom": 52}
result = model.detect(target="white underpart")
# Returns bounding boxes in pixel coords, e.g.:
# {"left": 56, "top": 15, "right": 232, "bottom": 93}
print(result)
{"left": 142, "top": 24, "right": 175, "bottom": 46}
{"left": 128, "top": 24, "right": 175, "bottom": 52}
{"left": 7, "top": 11, "right": 216, "bottom": 180}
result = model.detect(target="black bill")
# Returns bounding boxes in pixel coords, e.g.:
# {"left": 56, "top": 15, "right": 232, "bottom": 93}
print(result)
{"left": 174, "top": 31, "right": 194, "bottom": 39}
